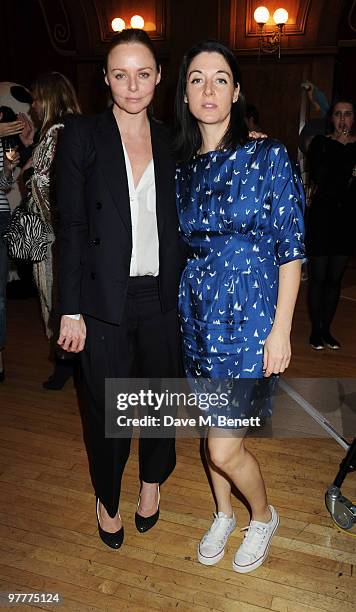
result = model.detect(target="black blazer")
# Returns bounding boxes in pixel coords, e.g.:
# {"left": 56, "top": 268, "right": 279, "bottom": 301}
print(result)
{"left": 56, "top": 107, "right": 184, "bottom": 325}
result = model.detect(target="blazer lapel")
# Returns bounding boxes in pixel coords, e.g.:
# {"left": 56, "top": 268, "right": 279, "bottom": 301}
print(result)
{"left": 93, "top": 107, "right": 131, "bottom": 236}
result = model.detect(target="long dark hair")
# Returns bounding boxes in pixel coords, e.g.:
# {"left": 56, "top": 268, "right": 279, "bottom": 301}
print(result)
{"left": 174, "top": 40, "right": 248, "bottom": 161}
{"left": 326, "top": 98, "right": 355, "bottom": 135}
{"left": 104, "top": 28, "right": 160, "bottom": 73}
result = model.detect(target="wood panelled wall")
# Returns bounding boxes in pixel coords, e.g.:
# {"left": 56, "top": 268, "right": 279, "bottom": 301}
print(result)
{"left": 1, "top": 0, "right": 355, "bottom": 156}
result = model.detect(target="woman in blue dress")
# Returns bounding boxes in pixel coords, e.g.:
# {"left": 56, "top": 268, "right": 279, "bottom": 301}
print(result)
{"left": 175, "top": 41, "right": 305, "bottom": 573}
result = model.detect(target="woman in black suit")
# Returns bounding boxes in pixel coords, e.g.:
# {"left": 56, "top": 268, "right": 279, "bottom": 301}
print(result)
{"left": 55, "top": 29, "right": 184, "bottom": 548}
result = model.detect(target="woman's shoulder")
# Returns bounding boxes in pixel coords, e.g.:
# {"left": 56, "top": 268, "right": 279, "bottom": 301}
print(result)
{"left": 47, "top": 122, "right": 65, "bottom": 135}
{"left": 252, "top": 137, "right": 286, "bottom": 152}
{"left": 241, "top": 138, "right": 289, "bottom": 164}
{"left": 62, "top": 112, "right": 94, "bottom": 131}
{"left": 60, "top": 113, "right": 103, "bottom": 150}
{"left": 40, "top": 123, "right": 65, "bottom": 147}
{"left": 35, "top": 123, "right": 65, "bottom": 160}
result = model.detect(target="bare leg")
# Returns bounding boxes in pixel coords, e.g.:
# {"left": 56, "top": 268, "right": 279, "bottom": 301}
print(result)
{"left": 208, "top": 466, "right": 233, "bottom": 515}
{"left": 98, "top": 500, "right": 122, "bottom": 532}
{"left": 204, "top": 435, "right": 233, "bottom": 516}
{"left": 137, "top": 481, "right": 159, "bottom": 517}
{"left": 99, "top": 481, "right": 159, "bottom": 527}
{"left": 207, "top": 432, "right": 270, "bottom": 523}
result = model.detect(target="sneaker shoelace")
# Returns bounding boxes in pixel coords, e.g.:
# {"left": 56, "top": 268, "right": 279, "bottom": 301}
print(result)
{"left": 239, "top": 523, "right": 268, "bottom": 558}
{"left": 202, "top": 513, "right": 233, "bottom": 548}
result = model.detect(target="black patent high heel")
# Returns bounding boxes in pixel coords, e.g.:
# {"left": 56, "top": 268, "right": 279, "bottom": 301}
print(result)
{"left": 135, "top": 485, "right": 160, "bottom": 533}
{"left": 96, "top": 498, "right": 124, "bottom": 549}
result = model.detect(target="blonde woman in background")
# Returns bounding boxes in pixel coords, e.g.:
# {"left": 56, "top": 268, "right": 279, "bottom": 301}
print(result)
{"left": 23, "top": 72, "right": 81, "bottom": 388}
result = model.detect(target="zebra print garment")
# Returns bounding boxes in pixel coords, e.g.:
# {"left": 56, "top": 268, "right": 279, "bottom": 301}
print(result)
{"left": 3, "top": 204, "right": 51, "bottom": 262}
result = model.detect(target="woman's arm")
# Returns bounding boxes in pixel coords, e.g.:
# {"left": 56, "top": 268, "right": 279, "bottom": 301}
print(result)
{"left": 31, "top": 125, "right": 63, "bottom": 222}
{"left": 56, "top": 115, "right": 88, "bottom": 352}
{"left": 263, "top": 260, "right": 301, "bottom": 376}
{"left": 264, "top": 143, "right": 305, "bottom": 376}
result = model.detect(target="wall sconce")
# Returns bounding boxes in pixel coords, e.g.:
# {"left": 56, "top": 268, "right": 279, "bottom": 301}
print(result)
{"left": 111, "top": 15, "right": 145, "bottom": 32}
{"left": 253, "top": 6, "right": 289, "bottom": 59}
{"left": 130, "top": 15, "right": 145, "bottom": 29}
{"left": 111, "top": 18, "right": 126, "bottom": 32}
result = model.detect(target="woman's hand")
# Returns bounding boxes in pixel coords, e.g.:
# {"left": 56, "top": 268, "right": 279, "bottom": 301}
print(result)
{"left": 249, "top": 130, "right": 267, "bottom": 139}
{"left": 263, "top": 328, "right": 291, "bottom": 377}
{"left": 18, "top": 112, "right": 35, "bottom": 146}
{"left": 58, "top": 315, "right": 86, "bottom": 353}
{"left": 0, "top": 119, "right": 25, "bottom": 138}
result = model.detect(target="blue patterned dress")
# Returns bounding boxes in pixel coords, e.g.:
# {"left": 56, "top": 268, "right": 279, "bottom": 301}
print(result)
{"left": 176, "top": 139, "right": 305, "bottom": 399}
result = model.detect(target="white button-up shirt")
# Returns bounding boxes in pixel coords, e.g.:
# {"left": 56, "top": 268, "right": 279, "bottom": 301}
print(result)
{"left": 122, "top": 142, "right": 159, "bottom": 277}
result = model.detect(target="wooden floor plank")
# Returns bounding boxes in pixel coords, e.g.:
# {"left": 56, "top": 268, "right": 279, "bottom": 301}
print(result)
{"left": 271, "top": 597, "right": 324, "bottom": 612}
{"left": 1, "top": 546, "right": 212, "bottom": 611}
{"left": 0, "top": 565, "right": 154, "bottom": 611}
{"left": 0, "top": 522, "right": 273, "bottom": 610}
{"left": 1, "top": 263, "right": 356, "bottom": 610}
{"left": 0, "top": 575, "right": 102, "bottom": 611}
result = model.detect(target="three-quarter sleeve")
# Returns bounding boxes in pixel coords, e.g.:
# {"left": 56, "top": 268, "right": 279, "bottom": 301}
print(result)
{"left": 269, "top": 144, "right": 305, "bottom": 265}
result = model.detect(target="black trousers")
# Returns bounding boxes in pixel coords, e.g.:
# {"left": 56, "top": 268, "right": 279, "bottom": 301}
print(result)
{"left": 308, "top": 255, "right": 349, "bottom": 334}
{"left": 80, "top": 276, "right": 182, "bottom": 517}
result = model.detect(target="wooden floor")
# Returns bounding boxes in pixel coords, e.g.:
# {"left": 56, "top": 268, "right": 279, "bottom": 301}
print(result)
{"left": 0, "top": 268, "right": 356, "bottom": 611}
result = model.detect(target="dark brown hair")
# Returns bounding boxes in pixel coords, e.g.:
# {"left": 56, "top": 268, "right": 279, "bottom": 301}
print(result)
{"left": 327, "top": 98, "right": 355, "bottom": 134}
{"left": 104, "top": 29, "right": 160, "bottom": 73}
{"left": 174, "top": 40, "right": 248, "bottom": 162}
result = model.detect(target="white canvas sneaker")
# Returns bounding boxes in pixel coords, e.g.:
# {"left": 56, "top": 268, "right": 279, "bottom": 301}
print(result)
{"left": 233, "top": 505, "right": 279, "bottom": 573}
{"left": 198, "top": 511, "right": 237, "bottom": 566}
